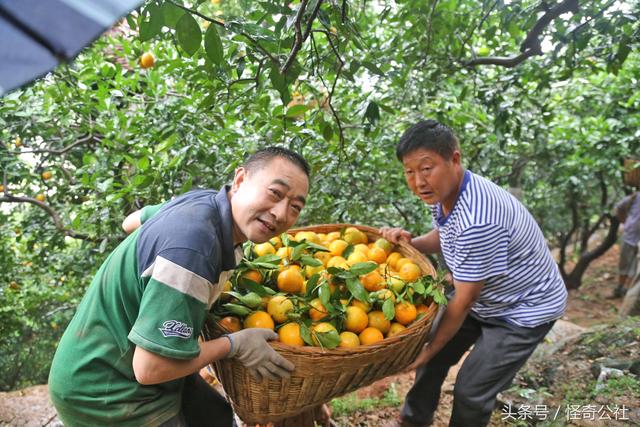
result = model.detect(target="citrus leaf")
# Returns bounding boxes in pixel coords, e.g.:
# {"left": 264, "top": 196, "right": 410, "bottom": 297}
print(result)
{"left": 286, "top": 104, "right": 309, "bottom": 118}
{"left": 253, "top": 254, "right": 281, "bottom": 264}
{"left": 346, "top": 277, "right": 370, "bottom": 303}
{"left": 139, "top": 3, "right": 164, "bottom": 41}
{"left": 223, "top": 303, "right": 252, "bottom": 317}
{"left": 300, "top": 255, "right": 323, "bottom": 267}
{"left": 349, "top": 262, "right": 378, "bottom": 276}
{"left": 319, "top": 282, "right": 331, "bottom": 306}
{"left": 176, "top": 13, "right": 202, "bottom": 56}
{"left": 162, "top": 1, "right": 185, "bottom": 29}
{"left": 300, "top": 323, "right": 314, "bottom": 346}
{"left": 382, "top": 298, "right": 395, "bottom": 320}
{"left": 314, "top": 329, "right": 341, "bottom": 349}
{"left": 204, "top": 25, "right": 224, "bottom": 65}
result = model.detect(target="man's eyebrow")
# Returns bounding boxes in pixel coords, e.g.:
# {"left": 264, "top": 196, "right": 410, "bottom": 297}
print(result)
{"left": 271, "top": 179, "right": 306, "bottom": 205}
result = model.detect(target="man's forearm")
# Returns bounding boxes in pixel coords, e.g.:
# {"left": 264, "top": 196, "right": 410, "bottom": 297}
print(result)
{"left": 132, "top": 337, "right": 231, "bottom": 385}
{"left": 411, "top": 229, "right": 441, "bottom": 254}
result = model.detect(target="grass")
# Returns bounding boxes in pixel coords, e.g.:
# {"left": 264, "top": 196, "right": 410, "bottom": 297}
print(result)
{"left": 330, "top": 383, "right": 402, "bottom": 417}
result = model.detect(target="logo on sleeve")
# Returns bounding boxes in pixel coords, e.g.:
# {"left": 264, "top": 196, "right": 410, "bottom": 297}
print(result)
{"left": 158, "top": 320, "right": 193, "bottom": 339}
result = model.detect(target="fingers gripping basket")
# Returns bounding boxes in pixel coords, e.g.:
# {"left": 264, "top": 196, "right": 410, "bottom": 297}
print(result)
{"left": 203, "top": 224, "right": 439, "bottom": 424}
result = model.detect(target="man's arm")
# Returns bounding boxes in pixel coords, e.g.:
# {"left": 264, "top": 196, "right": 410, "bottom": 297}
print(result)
{"left": 132, "top": 337, "right": 231, "bottom": 385}
{"left": 122, "top": 209, "right": 143, "bottom": 234}
{"left": 406, "top": 279, "right": 483, "bottom": 370}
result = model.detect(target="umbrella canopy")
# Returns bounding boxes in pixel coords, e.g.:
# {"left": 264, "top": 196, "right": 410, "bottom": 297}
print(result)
{"left": 0, "top": 0, "right": 142, "bottom": 96}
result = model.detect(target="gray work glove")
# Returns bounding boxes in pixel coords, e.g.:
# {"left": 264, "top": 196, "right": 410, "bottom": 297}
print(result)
{"left": 225, "top": 328, "right": 295, "bottom": 381}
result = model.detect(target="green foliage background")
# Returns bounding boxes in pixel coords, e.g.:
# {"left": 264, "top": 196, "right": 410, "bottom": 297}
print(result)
{"left": 1, "top": 0, "right": 639, "bottom": 390}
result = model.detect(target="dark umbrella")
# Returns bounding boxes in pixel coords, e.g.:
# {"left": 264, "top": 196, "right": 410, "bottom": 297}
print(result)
{"left": 0, "top": 0, "right": 142, "bottom": 96}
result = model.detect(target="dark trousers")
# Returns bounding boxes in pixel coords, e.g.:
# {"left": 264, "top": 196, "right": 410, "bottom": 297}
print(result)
{"left": 401, "top": 313, "right": 555, "bottom": 427}
{"left": 161, "top": 373, "right": 234, "bottom": 427}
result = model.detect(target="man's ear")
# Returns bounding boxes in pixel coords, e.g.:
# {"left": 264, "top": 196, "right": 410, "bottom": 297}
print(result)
{"left": 451, "top": 150, "right": 461, "bottom": 165}
{"left": 231, "top": 167, "right": 247, "bottom": 193}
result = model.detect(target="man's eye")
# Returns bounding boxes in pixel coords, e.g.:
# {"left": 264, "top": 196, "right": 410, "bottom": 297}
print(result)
{"left": 269, "top": 189, "right": 282, "bottom": 198}
{"left": 291, "top": 205, "right": 302, "bottom": 213}
{"left": 405, "top": 170, "right": 414, "bottom": 175}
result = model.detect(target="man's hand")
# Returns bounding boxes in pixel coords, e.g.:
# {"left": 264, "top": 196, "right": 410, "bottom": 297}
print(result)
{"left": 227, "top": 328, "right": 295, "bottom": 381}
{"left": 379, "top": 226, "right": 412, "bottom": 244}
{"left": 405, "top": 344, "right": 436, "bottom": 372}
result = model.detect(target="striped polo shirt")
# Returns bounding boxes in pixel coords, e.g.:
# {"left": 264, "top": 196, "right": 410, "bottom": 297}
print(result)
{"left": 433, "top": 171, "right": 567, "bottom": 327}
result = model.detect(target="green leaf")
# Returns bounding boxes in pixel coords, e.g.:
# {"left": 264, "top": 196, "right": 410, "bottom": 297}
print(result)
{"left": 269, "top": 67, "right": 290, "bottom": 104}
{"left": 382, "top": 298, "right": 395, "bottom": 320}
{"left": 300, "top": 255, "right": 323, "bottom": 267}
{"left": 348, "top": 262, "right": 378, "bottom": 276}
{"left": 223, "top": 303, "right": 252, "bottom": 317}
{"left": 291, "top": 243, "right": 308, "bottom": 261}
{"left": 361, "top": 61, "right": 384, "bottom": 76}
{"left": 253, "top": 254, "right": 281, "bottom": 264}
{"left": 162, "top": 1, "right": 185, "bottom": 28}
{"left": 204, "top": 25, "right": 224, "bottom": 65}
{"left": 364, "top": 101, "right": 380, "bottom": 125}
{"left": 139, "top": 3, "right": 164, "bottom": 41}
{"left": 241, "top": 279, "right": 275, "bottom": 296}
{"left": 314, "top": 328, "right": 341, "bottom": 349}
{"left": 176, "top": 13, "right": 202, "bottom": 56}
{"left": 319, "top": 282, "right": 331, "bottom": 306}
{"left": 286, "top": 104, "right": 309, "bottom": 118}
{"left": 300, "top": 323, "right": 314, "bottom": 346}
{"left": 346, "top": 277, "right": 370, "bottom": 303}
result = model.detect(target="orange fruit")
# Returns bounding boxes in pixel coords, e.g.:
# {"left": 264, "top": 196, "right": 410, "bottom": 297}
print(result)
{"left": 353, "top": 243, "right": 369, "bottom": 254}
{"left": 347, "top": 251, "right": 369, "bottom": 265}
{"left": 314, "top": 251, "right": 332, "bottom": 266}
{"left": 398, "top": 263, "right": 421, "bottom": 282}
{"left": 41, "top": 171, "right": 52, "bottom": 180}
{"left": 373, "top": 289, "right": 396, "bottom": 304}
{"left": 267, "top": 295, "right": 294, "bottom": 323}
{"left": 312, "top": 322, "right": 337, "bottom": 346}
{"left": 276, "top": 246, "right": 293, "bottom": 262}
{"left": 295, "top": 231, "right": 320, "bottom": 244}
{"left": 277, "top": 266, "right": 304, "bottom": 293}
{"left": 367, "top": 246, "right": 387, "bottom": 264}
{"left": 416, "top": 304, "right": 429, "bottom": 318}
{"left": 35, "top": 193, "right": 45, "bottom": 202}
{"left": 374, "top": 238, "right": 393, "bottom": 255}
{"left": 253, "top": 242, "right": 275, "bottom": 257}
{"left": 360, "top": 270, "right": 385, "bottom": 292}
{"left": 326, "top": 231, "right": 341, "bottom": 242}
{"left": 387, "top": 322, "right": 407, "bottom": 337}
{"left": 241, "top": 269, "right": 262, "bottom": 284}
{"left": 395, "top": 257, "right": 413, "bottom": 270}
{"left": 339, "top": 331, "right": 360, "bottom": 348}
{"left": 139, "top": 52, "right": 155, "bottom": 69}
{"left": 278, "top": 322, "right": 305, "bottom": 346}
{"left": 368, "top": 311, "right": 391, "bottom": 334}
{"left": 309, "top": 298, "right": 329, "bottom": 321}
{"left": 386, "top": 252, "right": 403, "bottom": 270}
{"left": 0, "top": 184, "right": 4, "bottom": 193}
{"left": 219, "top": 316, "right": 242, "bottom": 332}
{"left": 244, "top": 311, "right": 275, "bottom": 330}
{"left": 394, "top": 302, "right": 417, "bottom": 325}
{"left": 329, "top": 239, "right": 349, "bottom": 256}
{"left": 344, "top": 306, "right": 368, "bottom": 333}
{"left": 388, "top": 276, "right": 406, "bottom": 293}
{"left": 351, "top": 299, "right": 372, "bottom": 313}
{"left": 304, "top": 264, "right": 324, "bottom": 278}
{"left": 327, "top": 256, "right": 348, "bottom": 269}
{"left": 269, "top": 236, "right": 283, "bottom": 249}
{"left": 359, "top": 327, "right": 384, "bottom": 345}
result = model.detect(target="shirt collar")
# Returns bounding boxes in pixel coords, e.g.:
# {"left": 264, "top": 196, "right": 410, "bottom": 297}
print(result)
{"left": 437, "top": 170, "right": 471, "bottom": 226}
{"left": 214, "top": 185, "right": 239, "bottom": 271}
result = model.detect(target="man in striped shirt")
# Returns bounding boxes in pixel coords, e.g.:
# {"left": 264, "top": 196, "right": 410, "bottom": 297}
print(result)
{"left": 381, "top": 120, "right": 567, "bottom": 427}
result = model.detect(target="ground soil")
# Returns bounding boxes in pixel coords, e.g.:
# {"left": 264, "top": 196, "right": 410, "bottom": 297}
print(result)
{"left": 0, "top": 245, "right": 634, "bottom": 427}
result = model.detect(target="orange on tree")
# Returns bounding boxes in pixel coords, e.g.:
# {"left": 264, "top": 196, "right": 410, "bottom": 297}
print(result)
{"left": 41, "top": 171, "right": 53, "bottom": 180}
{"left": 253, "top": 242, "right": 275, "bottom": 257}
{"left": 398, "top": 262, "right": 421, "bottom": 282}
{"left": 360, "top": 270, "right": 385, "bottom": 292}
{"left": 394, "top": 301, "right": 417, "bottom": 325}
{"left": 344, "top": 306, "right": 368, "bottom": 333}
{"left": 241, "top": 269, "right": 263, "bottom": 284}
{"left": 387, "top": 322, "right": 407, "bottom": 337}
{"left": 277, "top": 265, "right": 304, "bottom": 293}
{"left": 139, "top": 52, "right": 155, "bottom": 69}
{"left": 219, "top": 316, "right": 242, "bottom": 332}
{"left": 267, "top": 295, "right": 294, "bottom": 323}
{"left": 329, "top": 239, "right": 348, "bottom": 256}
{"left": 278, "top": 322, "right": 304, "bottom": 347}
{"left": 0, "top": 184, "right": 4, "bottom": 193}
{"left": 14, "top": 136, "right": 22, "bottom": 147}
{"left": 359, "top": 327, "right": 384, "bottom": 345}
{"left": 311, "top": 322, "right": 337, "bottom": 346}
{"left": 35, "top": 193, "right": 46, "bottom": 202}
{"left": 367, "top": 310, "right": 391, "bottom": 334}
{"left": 367, "top": 246, "right": 387, "bottom": 264}
{"left": 308, "top": 297, "right": 329, "bottom": 321}
{"left": 338, "top": 331, "right": 360, "bottom": 348}
{"left": 244, "top": 311, "right": 275, "bottom": 330}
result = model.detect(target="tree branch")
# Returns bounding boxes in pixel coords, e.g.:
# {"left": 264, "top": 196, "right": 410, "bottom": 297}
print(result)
{"left": 280, "top": 0, "right": 324, "bottom": 74}
{"left": 465, "top": 44, "right": 543, "bottom": 67}
{"left": 8, "top": 134, "right": 98, "bottom": 155}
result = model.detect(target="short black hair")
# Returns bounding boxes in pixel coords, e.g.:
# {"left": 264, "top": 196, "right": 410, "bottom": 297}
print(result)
{"left": 396, "top": 119, "right": 460, "bottom": 161}
{"left": 243, "top": 146, "right": 310, "bottom": 178}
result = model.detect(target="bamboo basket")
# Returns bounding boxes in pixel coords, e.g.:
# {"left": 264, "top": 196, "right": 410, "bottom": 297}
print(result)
{"left": 203, "top": 224, "right": 439, "bottom": 425}
{"left": 623, "top": 158, "right": 640, "bottom": 187}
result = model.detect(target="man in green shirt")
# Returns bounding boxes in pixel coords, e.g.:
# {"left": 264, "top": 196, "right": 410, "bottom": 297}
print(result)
{"left": 49, "top": 147, "right": 310, "bottom": 426}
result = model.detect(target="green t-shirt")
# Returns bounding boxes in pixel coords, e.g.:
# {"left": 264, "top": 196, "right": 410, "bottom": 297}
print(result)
{"left": 49, "top": 188, "right": 238, "bottom": 426}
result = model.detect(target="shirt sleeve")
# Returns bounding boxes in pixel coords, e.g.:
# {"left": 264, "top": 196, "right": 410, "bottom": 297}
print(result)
{"left": 451, "top": 223, "right": 510, "bottom": 282}
{"left": 128, "top": 248, "right": 219, "bottom": 359}
{"left": 140, "top": 202, "right": 167, "bottom": 224}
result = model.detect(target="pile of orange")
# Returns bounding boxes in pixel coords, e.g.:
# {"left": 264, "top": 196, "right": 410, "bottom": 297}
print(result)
{"left": 213, "top": 227, "right": 440, "bottom": 349}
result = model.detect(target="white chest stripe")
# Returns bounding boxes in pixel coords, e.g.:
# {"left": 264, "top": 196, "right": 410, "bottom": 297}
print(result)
{"left": 143, "top": 256, "right": 212, "bottom": 305}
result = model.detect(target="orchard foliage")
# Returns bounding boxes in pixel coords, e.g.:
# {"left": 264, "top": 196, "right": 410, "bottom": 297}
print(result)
{"left": 1, "top": 0, "right": 639, "bottom": 389}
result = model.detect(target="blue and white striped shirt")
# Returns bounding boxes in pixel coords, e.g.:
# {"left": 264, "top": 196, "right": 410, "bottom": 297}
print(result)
{"left": 433, "top": 171, "right": 567, "bottom": 327}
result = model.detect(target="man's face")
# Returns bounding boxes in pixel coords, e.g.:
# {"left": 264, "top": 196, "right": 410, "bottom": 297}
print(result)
{"left": 402, "top": 148, "right": 462, "bottom": 211}
{"left": 229, "top": 157, "right": 309, "bottom": 244}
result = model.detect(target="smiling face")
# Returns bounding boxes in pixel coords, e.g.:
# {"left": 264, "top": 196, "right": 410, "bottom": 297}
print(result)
{"left": 402, "top": 148, "right": 464, "bottom": 214}
{"left": 228, "top": 156, "right": 309, "bottom": 244}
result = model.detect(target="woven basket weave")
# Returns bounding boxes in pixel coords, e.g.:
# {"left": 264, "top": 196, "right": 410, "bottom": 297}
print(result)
{"left": 203, "top": 224, "right": 438, "bottom": 424}
{"left": 624, "top": 158, "right": 640, "bottom": 187}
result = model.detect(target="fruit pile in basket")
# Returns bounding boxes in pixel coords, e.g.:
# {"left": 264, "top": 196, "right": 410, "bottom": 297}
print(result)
{"left": 212, "top": 226, "right": 447, "bottom": 349}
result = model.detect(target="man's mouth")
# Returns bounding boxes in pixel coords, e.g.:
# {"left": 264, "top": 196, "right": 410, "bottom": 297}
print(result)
{"left": 257, "top": 218, "right": 276, "bottom": 232}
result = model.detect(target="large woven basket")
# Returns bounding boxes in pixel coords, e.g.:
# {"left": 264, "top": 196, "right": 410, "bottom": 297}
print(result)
{"left": 623, "top": 158, "right": 640, "bottom": 187}
{"left": 203, "top": 224, "right": 439, "bottom": 424}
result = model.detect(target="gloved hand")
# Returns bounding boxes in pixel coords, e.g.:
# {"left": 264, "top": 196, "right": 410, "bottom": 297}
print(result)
{"left": 225, "top": 328, "right": 295, "bottom": 381}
